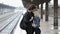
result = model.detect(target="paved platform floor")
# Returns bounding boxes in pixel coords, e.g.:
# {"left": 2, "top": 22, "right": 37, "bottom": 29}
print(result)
{"left": 12, "top": 9, "right": 59, "bottom": 34}
{"left": 12, "top": 15, "right": 59, "bottom": 34}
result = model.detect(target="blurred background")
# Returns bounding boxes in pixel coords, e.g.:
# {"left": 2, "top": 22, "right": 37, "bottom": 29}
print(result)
{"left": 0, "top": 0, "right": 60, "bottom": 34}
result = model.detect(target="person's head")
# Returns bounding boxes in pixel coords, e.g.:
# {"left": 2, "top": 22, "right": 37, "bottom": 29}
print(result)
{"left": 28, "top": 4, "right": 37, "bottom": 12}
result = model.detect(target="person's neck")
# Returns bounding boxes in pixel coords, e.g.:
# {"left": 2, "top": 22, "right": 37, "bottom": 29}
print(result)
{"left": 27, "top": 10, "right": 32, "bottom": 12}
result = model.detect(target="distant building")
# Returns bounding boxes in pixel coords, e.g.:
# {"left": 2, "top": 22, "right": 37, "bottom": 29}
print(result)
{"left": 0, "top": 3, "right": 16, "bottom": 15}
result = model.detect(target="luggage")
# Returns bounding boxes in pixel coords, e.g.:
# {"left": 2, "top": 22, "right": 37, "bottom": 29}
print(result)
{"left": 20, "top": 12, "right": 33, "bottom": 30}
{"left": 20, "top": 20, "right": 27, "bottom": 30}
{"left": 20, "top": 12, "right": 28, "bottom": 30}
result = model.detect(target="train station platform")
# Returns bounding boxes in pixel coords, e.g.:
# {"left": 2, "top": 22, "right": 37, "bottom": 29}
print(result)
{"left": 0, "top": 9, "right": 59, "bottom": 34}
{"left": 12, "top": 9, "right": 60, "bottom": 34}
{"left": 12, "top": 14, "right": 59, "bottom": 34}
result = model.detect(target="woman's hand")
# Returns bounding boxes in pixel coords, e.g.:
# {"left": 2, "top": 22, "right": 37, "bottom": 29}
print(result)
{"left": 32, "top": 23, "right": 37, "bottom": 28}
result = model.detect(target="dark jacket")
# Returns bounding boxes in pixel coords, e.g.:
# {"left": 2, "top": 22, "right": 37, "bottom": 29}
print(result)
{"left": 20, "top": 11, "right": 34, "bottom": 30}
{"left": 24, "top": 12, "right": 34, "bottom": 27}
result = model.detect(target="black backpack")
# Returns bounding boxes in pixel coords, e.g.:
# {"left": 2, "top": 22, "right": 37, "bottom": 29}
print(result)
{"left": 20, "top": 12, "right": 29, "bottom": 30}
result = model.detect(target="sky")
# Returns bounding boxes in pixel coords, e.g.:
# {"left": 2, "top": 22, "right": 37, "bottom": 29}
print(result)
{"left": 0, "top": 0, "right": 23, "bottom": 7}
{"left": 0, "top": 0, "right": 60, "bottom": 7}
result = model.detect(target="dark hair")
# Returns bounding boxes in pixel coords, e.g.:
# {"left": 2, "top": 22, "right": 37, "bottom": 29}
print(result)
{"left": 28, "top": 4, "right": 36, "bottom": 10}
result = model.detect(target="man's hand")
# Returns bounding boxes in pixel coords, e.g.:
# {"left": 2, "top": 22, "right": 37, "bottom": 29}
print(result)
{"left": 30, "top": 17, "right": 33, "bottom": 21}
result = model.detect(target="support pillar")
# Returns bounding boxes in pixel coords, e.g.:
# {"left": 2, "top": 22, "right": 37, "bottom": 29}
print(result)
{"left": 45, "top": 2, "right": 49, "bottom": 21}
{"left": 35, "top": 3, "right": 39, "bottom": 9}
{"left": 41, "top": 4, "right": 43, "bottom": 19}
{"left": 54, "top": 0, "right": 58, "bottom": 29}
{"left": 37, "top": 5, "right": 39, "bottom": 9}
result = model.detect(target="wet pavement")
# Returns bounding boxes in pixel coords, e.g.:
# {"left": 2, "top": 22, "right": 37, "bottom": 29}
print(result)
{"left": 12, "top": 9, "right": 59, "bottom": 34}
{"left": 12, "top": 14, "right": 59, "bottom": 34}
{"left": 0, "top": 9, "right": 60, "bottom": 34}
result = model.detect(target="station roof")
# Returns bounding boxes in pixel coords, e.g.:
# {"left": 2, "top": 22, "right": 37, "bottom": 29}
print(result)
{"left": 22, "top": 0, "right": 51, "bottom": 3}
{"left": 22, "top": 0, "right": 51, "bottom": 8}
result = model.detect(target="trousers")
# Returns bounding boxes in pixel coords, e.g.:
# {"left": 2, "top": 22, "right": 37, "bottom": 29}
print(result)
{"left": 26, "top": 27, "right": 41, "bottom": 34}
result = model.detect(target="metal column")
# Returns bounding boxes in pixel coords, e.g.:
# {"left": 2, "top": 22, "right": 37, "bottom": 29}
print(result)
{"left": 41, "top": 4, "right": 43, "bottom": 19}
{"left": 54, "top": 0, "right": 58, "bottom": 29}
{"left": 45, "top": 2, "right": 49, "bottom": 21}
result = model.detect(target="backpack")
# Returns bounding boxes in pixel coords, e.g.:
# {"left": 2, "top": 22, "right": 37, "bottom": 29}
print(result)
{"left": 20, "top": 12, "right": 30, "bottom": 30}
{"left": 32, "top": 16, "right": 40, "bottom": 27}
{"left": 20, "top": 14, "right": 27, "bottom": 30}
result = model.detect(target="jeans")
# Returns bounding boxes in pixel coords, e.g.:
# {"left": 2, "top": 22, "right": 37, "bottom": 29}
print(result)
{"left": 26, "top": 27, "right": 41, "bottom": 34}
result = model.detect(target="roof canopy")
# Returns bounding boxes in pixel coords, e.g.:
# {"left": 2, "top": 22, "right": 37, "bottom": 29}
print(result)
{"left": 22, "top": 0, "right": 51, "bottom": 8}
